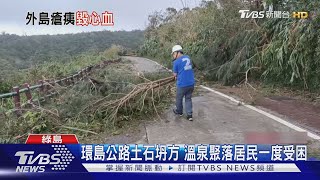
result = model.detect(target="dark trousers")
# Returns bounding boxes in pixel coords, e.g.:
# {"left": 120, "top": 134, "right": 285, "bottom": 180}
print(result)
{"left": 176, "top": 85, "right": 194, "bottom": 116}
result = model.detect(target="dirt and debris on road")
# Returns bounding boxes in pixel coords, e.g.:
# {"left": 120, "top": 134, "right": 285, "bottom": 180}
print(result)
{"left": 211, "top": 83, "right": 320, "bottom": 135}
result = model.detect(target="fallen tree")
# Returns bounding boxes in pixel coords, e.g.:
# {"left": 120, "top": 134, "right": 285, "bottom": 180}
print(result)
{"left": 80, "top": 75, "right": 175, "bottom": 126}
{"left": 0, "top": 60, "right": 175, "bottom": 143}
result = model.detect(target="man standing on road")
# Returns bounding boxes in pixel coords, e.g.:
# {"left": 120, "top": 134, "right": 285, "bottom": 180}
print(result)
{"left": 172, "top": 45, "right": 195, "bottom": 121}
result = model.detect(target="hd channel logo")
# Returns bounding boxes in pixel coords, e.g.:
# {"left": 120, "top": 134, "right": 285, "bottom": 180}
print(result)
{"left": 15, "top": 145, "right": 75, "bottom": 173}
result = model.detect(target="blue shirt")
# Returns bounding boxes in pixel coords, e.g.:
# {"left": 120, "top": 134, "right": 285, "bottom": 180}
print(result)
{"left": 173, "top": 55, "right": 195, "bottom": 88}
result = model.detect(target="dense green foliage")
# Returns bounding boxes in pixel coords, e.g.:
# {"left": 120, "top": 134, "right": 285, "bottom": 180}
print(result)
{"left": 0, "top": 52, "right": 101, "bottom": 93}
{"left": 0, "top": 44, "right": 127, "bottom": 94}
{"left": 0, "top": 30, "right": 143, "bottom": 70}
{"left": 140, "top": 0, "right": 320, "bottom": 91}
{"left": 0, "top": 30, "right": 143, "bottom": 93}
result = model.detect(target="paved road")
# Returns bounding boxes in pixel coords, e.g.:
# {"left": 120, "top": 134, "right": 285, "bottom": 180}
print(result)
{"left": 123, "top": 56, "right": 319, "bottom": 149}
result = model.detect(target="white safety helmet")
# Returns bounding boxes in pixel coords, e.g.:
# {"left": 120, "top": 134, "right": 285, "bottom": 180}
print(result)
{"left": 171, "top": 45, "right": 183, "bottom": 54}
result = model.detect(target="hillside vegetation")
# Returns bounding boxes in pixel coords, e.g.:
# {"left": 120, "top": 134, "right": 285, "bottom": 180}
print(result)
{"left": 0, "top": 30, "right": 143, "bottom": 71}
{"left": 140, "top": 0, "right": 320, "bottom": 92}
{"left": 0, "top": 30, "right": 144, "bottom": 93}
{"left": 0, "top": 46, "right": 173, "bottom": 143}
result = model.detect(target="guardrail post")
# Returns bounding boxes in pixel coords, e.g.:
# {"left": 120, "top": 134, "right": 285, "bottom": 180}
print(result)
{"left": 13, "top": 86, "right": 21, "bottom": 116}
{"left": 61, "top": 78, "right": 66, "bottom": 86}
{"left": 45, "top": 80, "right": 51, "bottom": 92}
{"left": 38, "top": 80, "right": 45, "bottom": 100}
{"left": 24, "top": 83, "right": 33, "bottom": 107}
{"left": 38, "top": 80, "right": 44, "bottom": 95}
{"left": 80, "top": 70, "right": 83, "bottom": 80}
{"left": 66, "top": 77, "right": 71, "bottom": 86}
{"left": 76, "top": 73, "right": 80, "bottom": 82}
{"left": 73, "top": 74, "right": 78, "bottom": 83}
{"left": 85, "top": 67, "right": 89, "bottom": 77}
{"left": 56, "top": 79, "right": 62, "bottom": 86}
{"left": 82, "top": 68, "right": 87, "bottom": 77}
{"left": 84, "top": 67, "right": 90, "bottom": 76}
{"left": 81, "top": 69, "right": 85, "bottom": 80}
{"left": 50, "top": 80, "right": 55, "bottom": 87}
{"left": 70, "top": 75, "right": 75, "bottom": 85}
{"left": 88, "top": 65, "right": 93, "bottom": 74}
{"left": 68, "top": 76, "right": 73, "bottom": 85}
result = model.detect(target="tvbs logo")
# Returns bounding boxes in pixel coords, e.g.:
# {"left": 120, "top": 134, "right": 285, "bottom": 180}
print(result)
{"left": 15, "top": 151, "right": 60, "bottom": 172}
{"left": 239, "top": 10, "right": 264, "bottom": 19}
{"left": 292, "top": 12, "right": 308, "bottom": 19}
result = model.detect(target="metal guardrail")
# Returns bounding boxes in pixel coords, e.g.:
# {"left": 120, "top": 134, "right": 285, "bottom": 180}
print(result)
{"left": 0, "top": 84, "right": 44, "bottom": 98}
{"left": 0, "top": 58, "right": 121, "bottom": 115}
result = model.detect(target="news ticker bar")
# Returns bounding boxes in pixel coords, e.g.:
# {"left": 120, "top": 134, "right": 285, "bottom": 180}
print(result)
{"left": 79, "top": 144, "right": 307, "bottom": 162}
{"left": 1, "top": 144, "right": 317, "bottom": 174}
{"left": 82, "top": 163, "right": 300, "bottom": 173}
{"left": 24, "top": 134, "right": 309, "bottom": 162}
